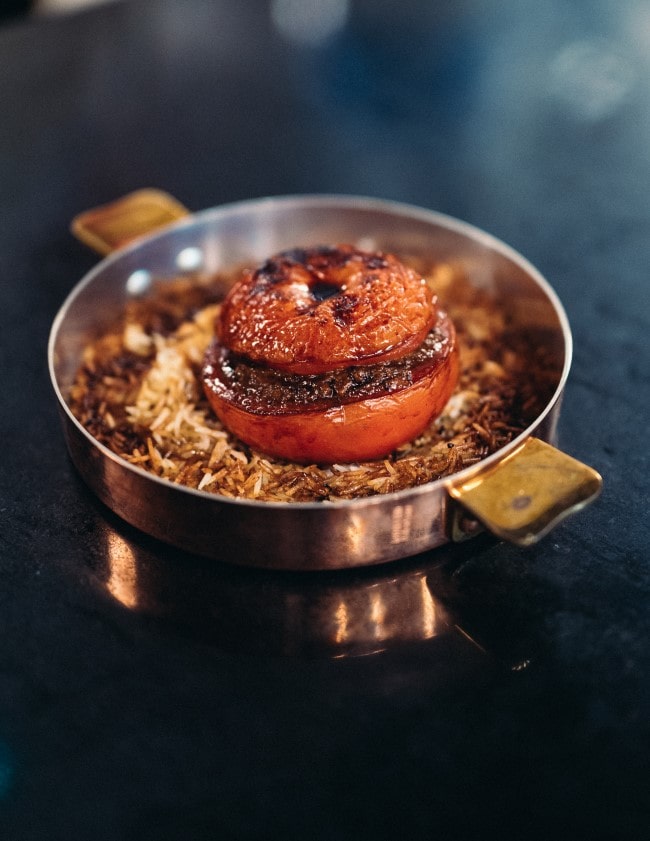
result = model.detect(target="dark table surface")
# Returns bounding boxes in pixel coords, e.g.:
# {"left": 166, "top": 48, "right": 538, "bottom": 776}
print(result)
{"left": 1, "top": 1, "right": 648, "bottom": 839}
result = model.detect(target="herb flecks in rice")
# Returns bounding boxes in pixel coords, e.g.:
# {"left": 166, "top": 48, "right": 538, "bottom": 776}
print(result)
{"left": 68, "top": 263, "right": 559, "bottom": 502}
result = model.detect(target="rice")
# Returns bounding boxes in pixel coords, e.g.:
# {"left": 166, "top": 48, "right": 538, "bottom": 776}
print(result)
{"left": 68, "top": 260, "right": 559, "bottom": 502}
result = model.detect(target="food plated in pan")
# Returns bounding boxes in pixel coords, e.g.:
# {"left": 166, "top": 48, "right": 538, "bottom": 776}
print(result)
{"left": 68, "top": 245, "right": 556, "bottom": 502}
{"left": 49, "top": 194, "right": 601, "bottom": 568}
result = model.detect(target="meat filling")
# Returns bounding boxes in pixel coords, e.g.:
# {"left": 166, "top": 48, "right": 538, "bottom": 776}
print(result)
{"left": 203, "top": 310, "right": 455, "bottom": 416}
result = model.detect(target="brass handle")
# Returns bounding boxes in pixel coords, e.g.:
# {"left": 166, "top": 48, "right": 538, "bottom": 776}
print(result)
{"left": 448, "top": 437, "right": 603, "bottom": 546}
{"left": 70, "top": 189, "right": 190, "bottom": 255}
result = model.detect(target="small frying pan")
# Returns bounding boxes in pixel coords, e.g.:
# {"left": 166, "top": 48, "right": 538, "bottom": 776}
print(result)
{"left": 48, "top": 192, "right": 602, "bottom": 570}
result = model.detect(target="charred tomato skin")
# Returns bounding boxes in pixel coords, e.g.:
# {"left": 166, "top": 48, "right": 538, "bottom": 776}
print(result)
{"left": 218, "top": 245, "right": 437, "bottom": 375}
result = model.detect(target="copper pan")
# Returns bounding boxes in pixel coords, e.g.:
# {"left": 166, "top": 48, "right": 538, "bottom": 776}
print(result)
{"left": 48, "top": 192, "right": 602, "bottom": 570}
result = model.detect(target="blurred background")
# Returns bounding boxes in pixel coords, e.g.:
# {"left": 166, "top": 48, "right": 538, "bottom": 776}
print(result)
{"left": 2, "top": 0, "right": 646, "bottom": 323}
{"left": 4, "top": 0, "right": 118, "bottom": 18}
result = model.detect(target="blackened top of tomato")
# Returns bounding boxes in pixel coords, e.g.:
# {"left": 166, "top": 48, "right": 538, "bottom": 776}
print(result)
{"left": 202, "top": 311, "right": 455, "bottom": 416}
{"left": 250, "top": 246, "right": 387, "bottom": 300}
{"left": 331, "top": 293, "right": 360, "bottom": 326}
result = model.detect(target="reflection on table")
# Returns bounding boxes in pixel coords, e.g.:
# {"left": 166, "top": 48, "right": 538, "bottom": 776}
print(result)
{"left": 96, "top": 515, "right": 542, "bottom": 668}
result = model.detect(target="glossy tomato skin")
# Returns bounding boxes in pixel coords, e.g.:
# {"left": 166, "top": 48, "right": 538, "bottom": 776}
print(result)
{"left": 203, "top": 345, "right": 459, "bottom": 464}
{"left": 218, "top": 245, "right": 436, "bottom": 375}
